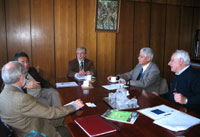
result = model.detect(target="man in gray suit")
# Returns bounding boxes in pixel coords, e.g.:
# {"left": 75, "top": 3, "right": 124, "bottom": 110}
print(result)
{"left": 0, "top": 61, "right": 84, "bottom": 137}
{"left": 108, "top": 47, "right": 161, "bottom": 93}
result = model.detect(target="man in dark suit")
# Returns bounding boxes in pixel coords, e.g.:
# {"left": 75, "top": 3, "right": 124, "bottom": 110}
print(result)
{"left": 0, "top": 61, "right": 84, "bottom": 137}
{"left": 108, "top": 47, "right": 162, "bottom": 93}
{"left": 67, "top": 47, "right": 95, "bottom": 78}
{"left": 13, "top": 52, "right": 61, "bottom": 107}
{"left": 153, "top": 50, "right": 200, "bottom": 114}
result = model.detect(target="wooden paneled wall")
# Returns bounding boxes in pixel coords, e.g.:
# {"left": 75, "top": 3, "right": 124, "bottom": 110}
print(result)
{"left": 0, "top": 0, "right": 200, "bottom": 86}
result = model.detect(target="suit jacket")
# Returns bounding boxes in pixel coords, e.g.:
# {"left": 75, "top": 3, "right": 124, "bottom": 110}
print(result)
{"left": 67, "top": 58, "right": 96, "bottom": 78}
{"left": 118, "top": 62, "right": 161, "bottom": 93}
{"left": 0, "top": 84, "right": 76, "bottom": 137}
{"left": 161, "top": 66, "right": 200, "bottom": 114}
{"left": 1, "top": 67, "right": 52, "bottom": 97}
{"left": 28, "top": 67, "right": 52, "bottom": 88}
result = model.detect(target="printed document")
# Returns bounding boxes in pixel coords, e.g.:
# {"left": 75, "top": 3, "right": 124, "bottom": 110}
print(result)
{"left": 137, "top": 104, "right": 178, "bottom": 120}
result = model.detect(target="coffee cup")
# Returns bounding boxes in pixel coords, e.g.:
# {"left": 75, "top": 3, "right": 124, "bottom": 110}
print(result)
{"left": 110, "top": 76, "right": 117, "bottom": 82}
{"left": 86, "top": 75, "right": 92, "bottom": 81}
{"left": 83, "top": 80, "right": 90, "bottom": 87}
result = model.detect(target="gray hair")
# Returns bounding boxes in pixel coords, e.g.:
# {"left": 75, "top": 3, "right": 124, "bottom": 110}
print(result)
{"left": 140, "top": 47, "right": 154, "bottom": 61}
{"left": 76, "top": 47, "right": 87, "bottom": 54}
{"left": 174, "top": 50, "right": 190, "bottom": 65}
{"left": 1, "top": 61, "right": 25, "bottom": 84}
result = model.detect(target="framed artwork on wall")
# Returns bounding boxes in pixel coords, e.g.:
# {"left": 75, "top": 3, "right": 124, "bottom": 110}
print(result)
{"left": 95, "top": 0, "right": 121, "bottom": 32}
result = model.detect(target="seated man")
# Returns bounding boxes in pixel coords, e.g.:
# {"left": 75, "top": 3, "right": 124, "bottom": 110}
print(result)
{"left": 67, "top": 47, "right": 95, "bottom": 78}
{"left": 153, "top": 50, "right": 200, "bottom": 114}
{"left": 0, "top": 61, "right": 84, "bottom": 137}
{"left": 13, "top": 52, "right": 61, "bottom": 106}
{"left": 108, "top": 47, "right": 161, "bottom": 93}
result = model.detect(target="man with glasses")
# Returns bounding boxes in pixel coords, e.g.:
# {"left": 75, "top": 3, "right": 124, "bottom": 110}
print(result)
{"left": 0, "top": 61, "right": 84, "bottom": 137}
{"left": 67, "top": 47, "right": 95, "bottom": 78}
{"left": 13, "top": 52, "right": 61, "bottom": 107}
{"left": 108, "top": 47, "right": 161, "bottom": 93}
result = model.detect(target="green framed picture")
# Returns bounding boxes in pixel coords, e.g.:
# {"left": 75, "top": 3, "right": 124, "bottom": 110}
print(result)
{"left": 95, "top": 0, "right": 121, "bottom": 32}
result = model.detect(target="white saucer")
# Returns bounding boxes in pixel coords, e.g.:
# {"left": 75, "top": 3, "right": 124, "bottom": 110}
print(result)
{"left": 109, "top": 80, "right": 118, "bottom": 83}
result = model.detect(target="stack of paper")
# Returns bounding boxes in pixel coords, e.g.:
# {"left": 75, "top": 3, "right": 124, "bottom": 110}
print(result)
{"left": 138, "top": 104, "right": 200, "bottom": 132}
{"left": 75, "top": 75, "right": 87, "bottom": 80}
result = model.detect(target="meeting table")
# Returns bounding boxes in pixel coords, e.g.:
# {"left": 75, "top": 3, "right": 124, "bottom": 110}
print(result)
{"left": 57, "top": 79, "right": 200, "bottom": 137}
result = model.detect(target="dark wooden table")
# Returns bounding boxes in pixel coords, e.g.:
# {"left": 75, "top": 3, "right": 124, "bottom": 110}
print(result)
{"left": 57, "top": 81, "right": 200, "bottom": 137}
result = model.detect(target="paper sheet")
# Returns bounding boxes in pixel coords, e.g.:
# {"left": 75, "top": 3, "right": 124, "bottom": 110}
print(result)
{"left": 102, "top": 84, "right": 128, "bottom": 90}
{"left": 56, "top": 82, "right": 78, "bottom": 88}
{"left": 75, "top": 75, "right": 95, "bottom": 81}
{"left": 153, "top": 111, "right": 200, "bottom": 132}
{"left": 137, "top": 104, "right": 178, "bottom": 120}
{"left": 75, "top": 75, "right": 87, "bottom": 80}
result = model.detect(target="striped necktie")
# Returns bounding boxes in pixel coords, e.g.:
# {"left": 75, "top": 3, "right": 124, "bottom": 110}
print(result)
{"left": 80, "top": 61, "right": 84, "bottom": 70}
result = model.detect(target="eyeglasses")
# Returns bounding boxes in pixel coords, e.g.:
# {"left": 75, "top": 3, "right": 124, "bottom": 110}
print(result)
{"left": 138, "top": 55, "right": 146, "bottom": 58}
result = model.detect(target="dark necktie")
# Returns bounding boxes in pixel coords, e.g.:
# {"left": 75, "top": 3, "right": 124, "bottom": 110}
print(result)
{"left": 136, "top": 68, "right": 143, "bottom": 80}
{"left": 80, "top": 61, "right": 84, "bottom": 70}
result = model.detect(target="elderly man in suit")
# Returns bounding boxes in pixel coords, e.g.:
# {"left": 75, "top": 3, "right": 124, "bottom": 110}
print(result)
{"left": 0, "top": 61, "right": 84, "bottom": 137}
{"left": 67, "top": 47, "right": 95, "bottom": 78}
{"left": 153, "top": 50, "right": 200, "bottom": 114}
{"left": 13, "top": 52, "right": 61, "bottom": 107}
{"left": 108, "top": 47, "right": 161, "bottom": 93}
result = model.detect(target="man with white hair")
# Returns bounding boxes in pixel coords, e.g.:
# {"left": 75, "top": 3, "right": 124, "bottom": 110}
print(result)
{"left": 67, "top": 47, "right": 96, "bottom": 78}
{"left": 108, "top": 47, "right": 161, "bottom": 93}
{"left": 156, "top": 50, "right": 200, "bottom": 114}
{"left": 0, "top": 61, "right": 84, "bottom": 137}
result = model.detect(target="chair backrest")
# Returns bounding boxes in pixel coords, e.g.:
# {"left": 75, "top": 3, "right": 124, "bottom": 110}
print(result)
{"left": 0, "top": 119, "right": 15, "bottom": 137}
{"left": 0, "top": 72, "right": 2, "bottom": 93}
{"left": 159, "top": 78, "right": 169, "bottom": 95}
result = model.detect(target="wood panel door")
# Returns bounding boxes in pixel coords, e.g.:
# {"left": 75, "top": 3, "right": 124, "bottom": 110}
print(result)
{"left": 179, "top": 7, "right": 193, "bottom": 54}
{"left": 97, "top": 33, "right": 116, "bottom": 85}
{"left": 133, "top": 2, "right": 151, "bottom": 67}
{"left": 116, "top": 1, "right": 134, "bottom": 74}
{"left": 5, "top": 0, "right": 31, "bottom": 62}
{"left": 163, "top": 5, "right": 180, "bottom": 82}
{"left": 77, "top": 0, "right": 97, "bottom": 67}
{"left": 31, "top": 0, "right": 55, "bottom": 85}
{"left": 192, "top": 8, "right": 200, "bottom": 57}
{"left": 0, "top": 0, "right": 7, "bottom": 68}
{"left": 55, "top": 0, "right": 76, "bottom": 81}
{"left": 150, "top": 3, "right": 166, "bottom": 76}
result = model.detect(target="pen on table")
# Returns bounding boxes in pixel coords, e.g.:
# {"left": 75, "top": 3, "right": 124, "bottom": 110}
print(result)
{"left": 164, "top": 113, "right": 171, "bottom": 116}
